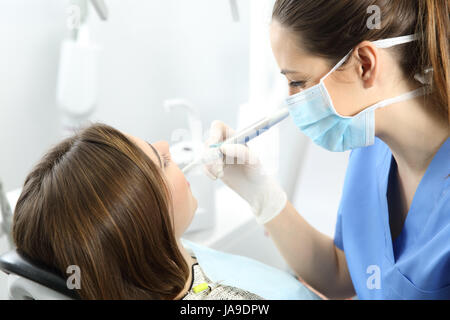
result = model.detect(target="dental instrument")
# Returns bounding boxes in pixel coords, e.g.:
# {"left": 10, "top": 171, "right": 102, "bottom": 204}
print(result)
{"left": 90, "top": 0, "right": 109, "bottom": 20}
{"left": 182, "top": 108, "right": 290, "bottom": 174}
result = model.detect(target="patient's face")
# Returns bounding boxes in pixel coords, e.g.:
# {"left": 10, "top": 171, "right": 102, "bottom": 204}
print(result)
{"left": 126, "top": 134, "right": 197, "bottom": 238}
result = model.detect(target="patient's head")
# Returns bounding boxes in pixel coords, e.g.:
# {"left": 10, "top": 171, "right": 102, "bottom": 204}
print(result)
{"left": 12, "top": 122, "right": 197, "bottom": 299}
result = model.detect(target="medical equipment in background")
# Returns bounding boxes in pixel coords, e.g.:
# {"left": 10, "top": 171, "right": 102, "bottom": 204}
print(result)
{"left": 164, "top": 99, "right": 216, "bottom": 234}
{"left": 90, "top": 0, "right": 108, "bottom": 20}
{"left": 229, "top": 0, "right": 240, "bottom": 22}
{"left": 0, "top": 250, "right": 76, "bottom": 300}
{"left": 182, "top": 107, "right": 290, "bottom": 174}
{"left": 56, "top": 0, "right": 108, "bottom": 137}
{"left": 0, "top": 179, "right": 13, "bottom": 249}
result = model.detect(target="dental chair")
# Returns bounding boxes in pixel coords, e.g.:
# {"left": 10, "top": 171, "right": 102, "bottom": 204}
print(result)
{"left": 1, "top": 181, "right": 74, "bottom": 299}
{"left": 0, "top": 250, "right": 78, "bottom": 300}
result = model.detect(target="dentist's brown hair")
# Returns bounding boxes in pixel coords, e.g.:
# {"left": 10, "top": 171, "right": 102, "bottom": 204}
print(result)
{"left": 273, "top": 0, "right": 449, "bottom": 123}
{"left": 12, "top": 122, "right": 189, "bottom": 299}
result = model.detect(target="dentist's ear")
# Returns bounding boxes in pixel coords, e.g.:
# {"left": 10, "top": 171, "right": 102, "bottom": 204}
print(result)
{"left": 354, "top": 41, "right": 379, "bottom": 88}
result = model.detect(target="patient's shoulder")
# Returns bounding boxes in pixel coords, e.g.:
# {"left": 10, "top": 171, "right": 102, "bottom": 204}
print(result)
{"left": 183, "top": 263, "right": 264, "bottom": 300}
{"left": 205, "top": 284, "right": 264, "bottom": 300}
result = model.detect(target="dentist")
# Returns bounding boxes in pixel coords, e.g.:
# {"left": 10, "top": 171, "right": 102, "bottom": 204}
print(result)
{"left": 204, "top": 0, "right": 449, "bottom": 299}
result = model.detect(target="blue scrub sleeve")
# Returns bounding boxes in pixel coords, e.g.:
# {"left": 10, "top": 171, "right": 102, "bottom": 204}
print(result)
{"left": 333, "top": 150, "right": 356, "bottom": 252}
{"left": 333, "top": 210, "right": 344, "bottom": 251}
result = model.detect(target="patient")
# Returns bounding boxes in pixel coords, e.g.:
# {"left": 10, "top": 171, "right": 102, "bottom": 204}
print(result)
{"left": 12, "top": 122, "right": 264, "bottom": 300}
{"left": 13, "top": 122, "right": 323, "bottom": 300}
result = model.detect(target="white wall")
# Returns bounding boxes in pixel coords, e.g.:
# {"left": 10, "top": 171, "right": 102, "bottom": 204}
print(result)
{"left": 291, "top": 143, "right": 350, "bottom": 239}
{"left": 0, "top": 0, "right": 66, "bottom": 192}
{"left": 0, "top": 0, "right": 250, "bottom": 192}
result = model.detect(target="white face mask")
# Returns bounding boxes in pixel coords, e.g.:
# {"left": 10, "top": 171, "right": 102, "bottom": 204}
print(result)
{"left": 285, "top": 34, "right": 430, "bottom": 152}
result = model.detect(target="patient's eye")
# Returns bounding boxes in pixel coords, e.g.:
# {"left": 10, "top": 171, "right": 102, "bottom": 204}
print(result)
{"left": 162, "top": 153, "right": 171, "bottom": 168}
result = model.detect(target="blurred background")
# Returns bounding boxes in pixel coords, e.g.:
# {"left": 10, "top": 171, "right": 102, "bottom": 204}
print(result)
{"left": 0, "top": 0, "right": 349, "bottom": 299}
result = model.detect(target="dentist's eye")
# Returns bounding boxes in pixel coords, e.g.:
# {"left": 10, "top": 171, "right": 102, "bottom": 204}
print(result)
{"left": 162, "top": 153, "right": 171, "bottom": 167}
{"left": 289, "top": 81, "right": 306, "bottom": 88}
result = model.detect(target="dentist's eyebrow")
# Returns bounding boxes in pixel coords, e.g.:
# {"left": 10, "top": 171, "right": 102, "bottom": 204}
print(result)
{"left": 281, "top": 69, "right": 296, "bottom": 75}
{"left": 146, "top": 141, "right": 163, "bottom": 169}
{"left": 280, "top": 69, "right": 309, "bottom": 77}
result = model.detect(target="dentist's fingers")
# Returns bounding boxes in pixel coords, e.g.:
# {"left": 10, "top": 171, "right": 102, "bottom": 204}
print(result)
{"left": 203, "top": 164, "right": 224, "bottom": 180}
{"left": 203, "top": 161, "right": 224, "bottom": 180}
{"left": 203, "top": 165, "right": 219, "bottom": 180}
{"left": 202, "top": 147, "right": 224, "bottom": 180}
{"left": 219, "top": 143, "right": 260, "bottom": 167}
{"left": 205, "top": 120, "right": 237, "bottom": 147}
{"left": 203, "top": 142, "right": 260, "bottom": 180}
{"left": 203, "top": 120, "right": 236, "bottom": 180}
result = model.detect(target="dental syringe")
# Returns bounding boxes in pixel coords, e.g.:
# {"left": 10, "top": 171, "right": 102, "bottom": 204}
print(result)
{"left": 182, "top": 108, "right": 290, "bottom": 174}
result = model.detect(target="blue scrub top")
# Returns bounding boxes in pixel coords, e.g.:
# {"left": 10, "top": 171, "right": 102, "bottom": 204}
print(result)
{"left": 334, "top": 137, "right": 450, "bottom": 299}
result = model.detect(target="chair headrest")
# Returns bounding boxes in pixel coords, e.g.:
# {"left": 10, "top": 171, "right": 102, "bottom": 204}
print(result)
{"left": 0, "top": 249, "right": 79, "bottom": 299}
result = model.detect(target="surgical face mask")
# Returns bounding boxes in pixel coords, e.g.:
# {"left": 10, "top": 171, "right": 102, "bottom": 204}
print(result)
{"left": 285, "top": 34, "right": 429, "bottom": 152}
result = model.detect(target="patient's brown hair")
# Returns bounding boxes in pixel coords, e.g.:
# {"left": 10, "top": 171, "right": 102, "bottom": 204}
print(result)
{"left": 12, "top": 122, "right": 189, "bottom": 299}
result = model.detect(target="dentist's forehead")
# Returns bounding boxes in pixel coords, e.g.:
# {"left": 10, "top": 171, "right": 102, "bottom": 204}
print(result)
{"left": 270, "top": 20, "right": 330, "bottom": 77}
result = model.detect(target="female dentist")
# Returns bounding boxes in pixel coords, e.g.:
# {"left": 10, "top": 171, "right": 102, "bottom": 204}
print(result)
{"left": 204, "top": 0, "right": 449, "bottom": 299}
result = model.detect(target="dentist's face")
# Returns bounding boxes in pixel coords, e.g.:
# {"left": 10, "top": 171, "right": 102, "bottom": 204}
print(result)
{"left": 126, "top": 134, "right": 197, "bottom": 238}
{"left": 270, "top": 20, "right": 366, "bottom": 117}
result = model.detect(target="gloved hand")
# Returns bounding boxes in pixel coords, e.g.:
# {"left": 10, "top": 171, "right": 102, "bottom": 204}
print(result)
{"left": 203, "top": 120, "right": 287, "bottom": 225}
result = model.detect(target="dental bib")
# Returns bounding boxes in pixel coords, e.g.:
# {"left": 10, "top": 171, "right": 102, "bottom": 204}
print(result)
{"left": 181, "top": 239, "right": 323, "bottom": 300}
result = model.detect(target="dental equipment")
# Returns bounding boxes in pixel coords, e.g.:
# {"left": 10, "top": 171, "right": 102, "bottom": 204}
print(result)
{"left": 58, "top": 0, "right": 108, "bottom": 137}
{"left": 90, "top": 0, "right": 108, "bottom": 20}
{"left": 166, "top": 99, "right": 216, "bottom": 233}
{"left": 229, "top": 0, "right": 240, "bottom": 22}
{"left": 164, "top": 99, "right": 203, "bottom": 144}
{"left": 0, "top": 179, "right": 13, "bottom": 248}
{"left": 182, "top": 108, "right": 290, "bottom": 174}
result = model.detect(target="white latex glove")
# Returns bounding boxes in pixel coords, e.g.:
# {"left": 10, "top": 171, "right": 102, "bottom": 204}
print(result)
{"left": 203, "top": 120, "right": 287, "bottom": 225}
